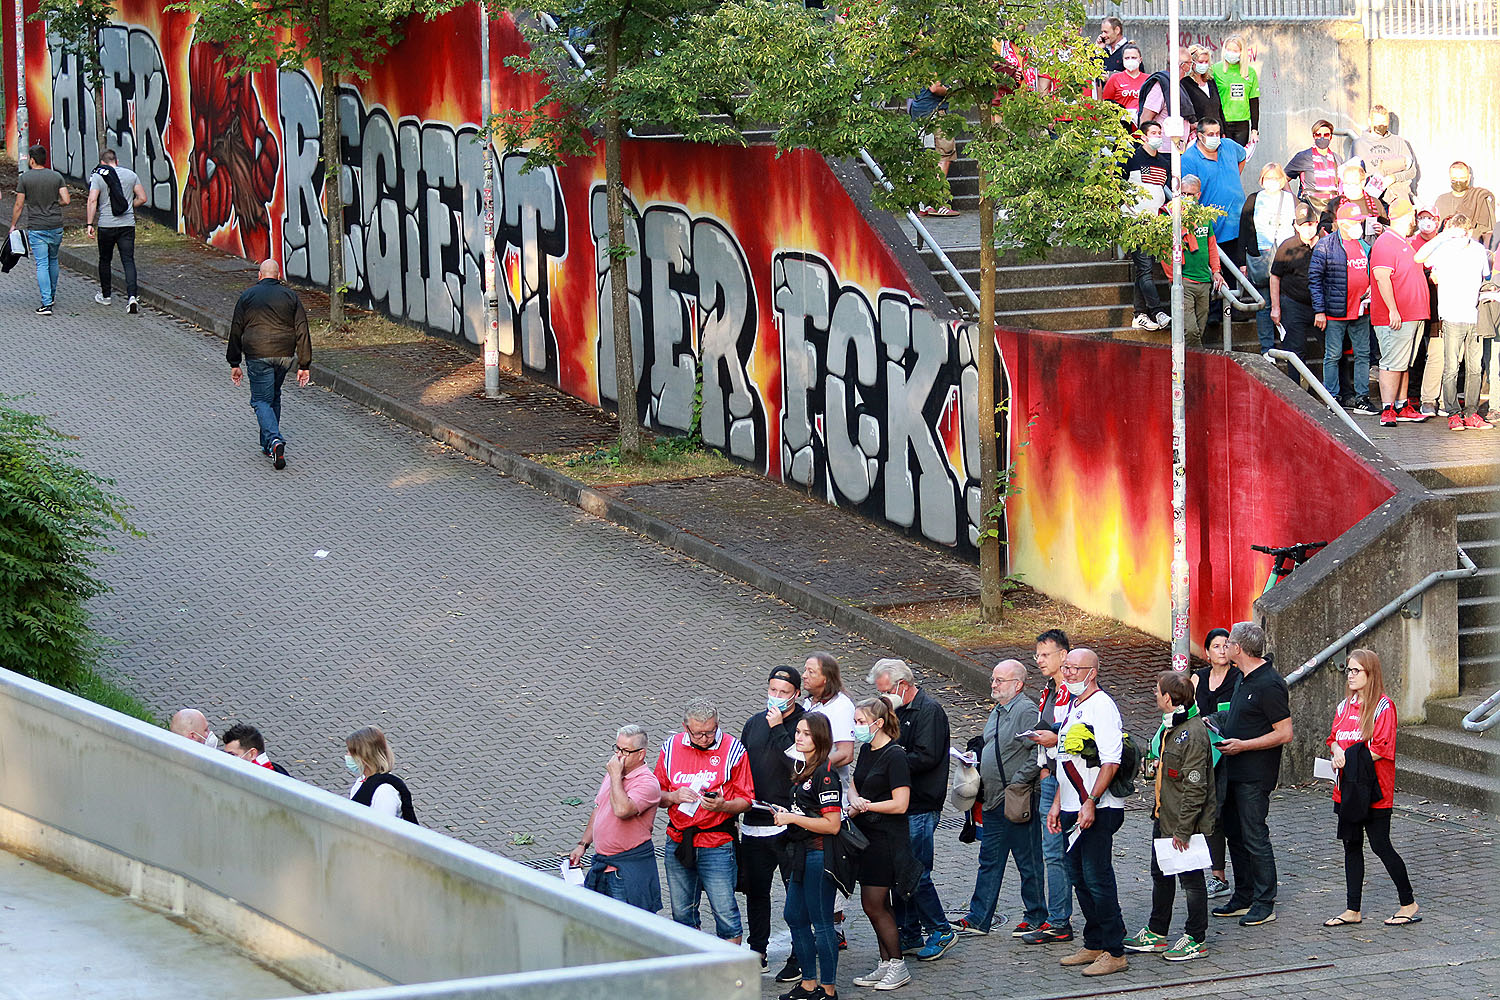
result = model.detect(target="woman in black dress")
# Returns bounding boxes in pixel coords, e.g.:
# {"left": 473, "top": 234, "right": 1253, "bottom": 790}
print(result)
{"left": 848, "top": 697, "right": 913, "bottom": 992}
{"left": 1193, "top": 628, "right": 1238, "bottom": 897}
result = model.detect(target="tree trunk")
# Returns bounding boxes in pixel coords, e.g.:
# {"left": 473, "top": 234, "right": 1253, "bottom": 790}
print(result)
{"left": 92, "top": 26, "right": 104, "bottom": 162}
{"left": 603, "top": 23, "right": 641, "bottom": 458}
{"left": 976, "top": 155, "right": 1003, "bottom": 624}
{"left": 319, "top": 0, "right": 345, "bottom": 329}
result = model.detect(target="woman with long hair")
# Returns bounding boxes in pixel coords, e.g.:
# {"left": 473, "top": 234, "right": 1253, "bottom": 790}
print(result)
{"left": 773, "top": 713, "right": 842, "bottom": 1000}
{"left": 344, "top": 726, "right": 418, "bottom": 823}
{"left": 848, "top": 697, "right": 913, "bottom": 992}
{"left": 1322, "top": 650, "right": 1418, "bottom": 928}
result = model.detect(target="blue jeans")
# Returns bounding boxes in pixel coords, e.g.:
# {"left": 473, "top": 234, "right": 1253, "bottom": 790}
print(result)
{"left": 1063, "top": 807, "right": 1125, "bottom": 957}
{"left": 1038, "top": 774, "right": 1073, "bottom": 927}
{"left": 964, "top": 809, "right": 1046, "bottom": 932}
{"left": 785, "top": 847, "right": 838, "bottom": 985}
{"left": 663, "top": 841, "right": 742, "bottom": 939}
{"left": 1322, "top": 315, "right": 1372, "bottom": 399}
{"left": 1221, "top": 774, "right": 1277, "bottom": 908}
{"left": 1245, "top": 254, "right": 1275, "bottom": 353}
{"left": 245, "top": 357, "right": 294, "bottom": 452}
{"left": 894, "top": 811, "right": 949, "bottom": 940}
{"left": 27, "top": 227, "right": 62, "bottom": 306}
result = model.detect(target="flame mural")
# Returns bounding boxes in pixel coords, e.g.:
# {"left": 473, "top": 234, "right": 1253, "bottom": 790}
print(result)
{"left": 4, "top": 2, "right": 1397, "bottom": 650}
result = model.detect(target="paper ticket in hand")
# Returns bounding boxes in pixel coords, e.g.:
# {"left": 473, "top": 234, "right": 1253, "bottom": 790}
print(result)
{"left": 1313, "top": 758, "right": 1338, "bottom": 781}
{"left": 559, "top": 859, "right": 586, "bottom": 887}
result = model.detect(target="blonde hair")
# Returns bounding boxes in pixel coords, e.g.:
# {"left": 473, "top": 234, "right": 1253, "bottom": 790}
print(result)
{"left": 1188, "top": 44, "right": 1212, "bottom": 63}
{"left": 347, "top": 726, "right": 393, "bottom": 775}
{"left": 1222, "top": 33, "right": 1245, "bottom": 52}
{"left": 1346, "top": 649, "right": 1389, "bottom": 741}
{"left": 855, "top": 697, "right": 902, "bottom": 742}
{"left": 1259, "top": 162, "right": 1288, "bottom": 186}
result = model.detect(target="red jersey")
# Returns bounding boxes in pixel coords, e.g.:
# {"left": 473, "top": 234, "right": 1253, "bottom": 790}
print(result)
{"left": 655, "top": 730, "right": 755, "bottom": 846}
{"left": 1335, "top": 238, "right": 1371, "bottom": 321}
{"left": 1327, "top": 694, "right": 1396, "bottom": 808}
{"left": 1101, "top": 70, "right": 1145, "bottom": 111}
{"left": 1369, "top": 230, "right": 1430, "bottom": 327}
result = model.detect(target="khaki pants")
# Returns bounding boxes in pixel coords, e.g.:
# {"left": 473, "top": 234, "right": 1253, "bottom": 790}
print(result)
{"left": 1183, "top": 280, "right": 1210, "bottom": 348}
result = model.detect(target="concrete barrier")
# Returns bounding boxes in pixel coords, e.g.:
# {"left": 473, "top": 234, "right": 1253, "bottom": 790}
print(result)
{"left": 0, "top": 668, "right": 754, "bottom": 999}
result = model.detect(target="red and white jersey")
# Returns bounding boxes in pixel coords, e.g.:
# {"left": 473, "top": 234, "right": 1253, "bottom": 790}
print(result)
{"left": 1327, "top": 694, "right": 1396, "bottom": 808}
{"left": 655, "top": 730, "right": 756, "bottom": 846}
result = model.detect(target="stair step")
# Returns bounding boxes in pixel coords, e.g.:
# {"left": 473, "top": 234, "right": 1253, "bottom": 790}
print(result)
{"left": 990, "top": 282, "right": 1135, "bottom": 311}
{"left": 1438, "top": 484, "right": 1500, "bottom": 516}
{"left": 1400, "top": 724, "right": 1500, "bottom": 774}
{"left": 1462, "top": 537, "right": 1499, "bottom": 569}
{"left": 1461, "top": 595, "right": 1500, "bottom": 628}
{"left": 927, "top": 262, "right": 1133, "bottom": 293}
{"left": 920, "top": 246, "right": 1119, "bottom": 270}
{"left": 1458, "top": 511, "right": 1498, "bottom": 545}
{"left": 1459, "top": 566, "right": 1500, "bottom": 601}
{"left": 1394, "top": 755, "right": 1500, "bottom": 813}
{"left": 995, "top": 303, "right": 1136, "bottom": 332}
{"left": 1408, "top": 463, "right": 1500, "bottom": 489}
{"left": 1460, "top": 623, "right": 1500, "bottom": 659}
{"left": 1462, "top": 652, "right": 1500, "bottom": 690}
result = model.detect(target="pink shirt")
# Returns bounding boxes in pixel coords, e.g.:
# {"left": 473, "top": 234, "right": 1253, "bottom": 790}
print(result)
{"left": 590, "top": 765, "right": 662, "bottom": 856}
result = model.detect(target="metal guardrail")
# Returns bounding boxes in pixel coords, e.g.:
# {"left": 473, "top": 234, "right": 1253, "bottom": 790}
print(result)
{"left": 1463, "top": 688, "right": 1500, "bottom": 732}
{"left": 1374, "top": 0, "right": 1500, "bottom": 38}
{"left": 1216, "top": 247, "right": 1266, "bottom": 351}
{"left": 536, "top": 12, "right": 590, "bottom": 70}
{"left": 1265, "top": 348, "right": 1372, "bottom": 443}
{"left": 1240, "top": 0, "right": 1359, "bottom": 19}
{"left": 1283, "top": 545, "right": 1478, "bottom": 688}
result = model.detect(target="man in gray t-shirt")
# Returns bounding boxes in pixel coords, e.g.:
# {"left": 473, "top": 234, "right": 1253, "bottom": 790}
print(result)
{"left": 86, "top": 149, "right": 147, "bottom": 311}
{"left": 9, "top": 144, "right": 70, "bottom": 314}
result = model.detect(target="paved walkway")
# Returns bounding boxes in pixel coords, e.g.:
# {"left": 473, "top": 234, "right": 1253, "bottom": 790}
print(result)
{"left": 3, "top": 264, "right": 1495, "bottom": 1000}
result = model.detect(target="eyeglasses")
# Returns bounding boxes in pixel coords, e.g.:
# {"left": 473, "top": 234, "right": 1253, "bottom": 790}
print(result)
{"left": 613, "top": 745, "right": 645, "bottom": 756}
{"left": 1314, "top": 131, "right": 1333, "bottom": 138}
{"left": 1345, "top": 666, "right": 1365, "bottom": 675}
{"left": 686, "top": 728, "right": 717, "bottom": 741}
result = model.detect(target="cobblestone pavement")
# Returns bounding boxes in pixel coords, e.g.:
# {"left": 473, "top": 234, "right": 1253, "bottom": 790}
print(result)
{"left": 2, "top": 275, "right": 1495, "bottom": 1000}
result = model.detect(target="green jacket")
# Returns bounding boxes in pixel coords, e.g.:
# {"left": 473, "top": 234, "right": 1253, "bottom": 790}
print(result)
{"left": 1211, "top": 62, "right": 1259, "bottom": 124}
{"left": 1153, "top": 715, "right": 1215, "bottom": 841}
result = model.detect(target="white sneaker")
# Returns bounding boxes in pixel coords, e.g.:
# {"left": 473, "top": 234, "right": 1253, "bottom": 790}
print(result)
{"left": 94, "top": 292, "right": 112, "bottom": 305}
{"left": 852, "top": 960, "right": 892, "bottom": 987}
{"left": 1132, "top": 314, "right": 1158, "bottom": 331}
{"left": 127, "top": 295, "right": 139, "bottom": 314}
{"left": 874, "top": 959, "right": 911, "bottom": 990}
{"left": 1154, "top": 311, "right": 1171, "bottom": 328}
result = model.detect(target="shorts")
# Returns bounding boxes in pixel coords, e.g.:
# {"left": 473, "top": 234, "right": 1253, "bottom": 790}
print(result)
{"left": 1375, "top": 320, "right": 1425, "bottom": 372}
{"left": 921, "top": 131, "right": 957, "bottom": 158}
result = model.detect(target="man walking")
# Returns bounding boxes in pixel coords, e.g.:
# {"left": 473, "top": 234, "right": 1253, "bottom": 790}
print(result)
{"left": 10, "top": 144, "right": 70, "bottom": 315}
{"left": 741, "top": 665, "right": 806, "bottom": 978}
{"left": 86, "top": 149, "right": 147, "bottom": 313}
{"left": 1212, "top": 622, "right": 1292, "bottom": 927}
{"left": 956, "top": 660, "right": 1046, "bottom": 939}
{"left": 228, "top": 260, "right": 313, "bottom": 470}
{"left": 569, "top": 724, "right": 663, "bottom": 913}
{"left": 872, "top": 659, "right": 956, "bottom": 961}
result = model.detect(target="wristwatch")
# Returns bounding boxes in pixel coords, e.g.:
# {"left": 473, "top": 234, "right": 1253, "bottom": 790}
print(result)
{"left": 1084, "top": 794, "right": 1097, "bottom": 805}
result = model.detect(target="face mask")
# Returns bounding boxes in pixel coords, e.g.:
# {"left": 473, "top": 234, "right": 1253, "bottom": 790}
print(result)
{"left": 203, "top": 731, "right": 220, "bottom": 750}
{"left": 767, "top": 695, "right": 793, "bottom": 714}
{"left": 1146, "top": 135, "right": 1165, "bottom": 151}
{"left": 1452, "top": 178, "right": 1471, "bottom": 193}
{"left": 1262, "top": 180, "right": 1284, "bottom": 193}
{"left": 1418, "top": 218, "right": 1437, "bottom": 234}
{"left": 1339, "top": 225, "right": 1363, "bottom": 240}
{"left": 784, "top": 745, "right": 805, "bottom": 762}
{"left": 343, "top": 754, "right": 362, "bottom": 774}
{"left": 853, "top": 723, "right": 875, "bottom": 744}
{"left": 1224, "top": 50, "right": 1241, "bottom": 64}
{"left": 1372, "top": 119, "right": 1389, "bottom": 135}
{"left": 1314, "top": 137, "right": 1331, "bottom": 150}
{"left": 1193, "top": 61, "right": 1210, "bottom": 74}
{"left": 1342, "top": 184, "right": 1364, "bottom": 199}
{"left": 1298, "top": 224, "right": 1318, "bottom": 241}
{"left": 1123, "top": 57, "right": 1141, "bottom": 71}
{"left": 882, "top": 692, "right": 902, "bottom": 710}
{"left": 1202, "top": 136, "right": 1222, "bottom": 151}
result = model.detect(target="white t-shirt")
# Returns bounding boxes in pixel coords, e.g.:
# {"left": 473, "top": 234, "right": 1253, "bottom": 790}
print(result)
{"left": 351, "top": 777, "right": 402, "bottom": 817}
{"left": 1427, "top": 236, "right": 1491, "bottom": 324}
{"left": 803, "top": 691, "right": 857, "bottom": 788}
{"left": 1054, "top": 689, "right": 1126, "bottom": 811}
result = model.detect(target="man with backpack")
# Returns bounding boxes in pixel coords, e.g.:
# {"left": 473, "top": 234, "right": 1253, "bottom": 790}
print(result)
{"left": 1045, "top": 648, "right": 1131, "bottom": 978}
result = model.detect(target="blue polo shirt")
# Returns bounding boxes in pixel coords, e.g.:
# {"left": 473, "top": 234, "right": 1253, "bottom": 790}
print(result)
{"left": 1182, "top": 137, "right": 1248, "bottom": 243}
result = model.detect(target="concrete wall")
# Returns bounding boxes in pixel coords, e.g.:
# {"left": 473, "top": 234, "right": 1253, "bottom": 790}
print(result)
{"left": 1112, "top": 20, "right": 1500, "bottom": 206}
{"left": 0, "top": 668, "right": 753, "bottom": 999}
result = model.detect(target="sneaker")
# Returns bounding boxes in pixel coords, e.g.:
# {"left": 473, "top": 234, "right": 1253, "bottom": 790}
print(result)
{"left": 837, "top": 924, "right": 847, "bottom": 951}
{"left": 1154, "top": 311, "right": 1171, "bottom": 328}
{"left": 1419, "top": 404, "right": 1437, "bottom": 417}
{"left": 775, "top": 957, "right": 803, "bottom": 983}
{"left": 779, "top": 985, "right": 815, "bottom": 1000}
{"left": 873, "top": 960, "right": 911, "bottom": 991}
{"left": 1396, "top": 402, "right": 1429, "bottom": 422}
{"left": 1239, "top": 905, "right": 1276, "bottom": 926}
{"left": 759, "top": 954, "right": 769, "bottom": 975}
{"left": 1465, "top": 413, "right": 1494, "bottom": 430}
{"left": 914, "top": 928, "right": 957, "bottom": 961}
{"left": 1021, "top": 923, "right": 1074, "bottom": 944}
{"left": 952, "top": 918, "right": 987, "bottom": 936}
{"left": 1212, "top": 900, "right": 1251, "bottom": 918}
{"left": 94, "top": 292, "right": 112, "bottom": 306}
{"left": 1379, "top": 404, "right": 1398, "bottom": 427}
{"left": 1009, "top": 920, "right": 1035, "bottom": 938}
{"left": 1123, "top": 927, "right": 1168, "bottom": 952}
{"left": 1059, "top": 947, "right": 1104, "bottom": 967}
{"left": 851, "top": 960, "right": 892, "bottom": 987}
{"left": 127, "top": 295, "right": 139, "bottom": 314}
{"left": 271, "top": 440, "right": 287, "bottom": 470}
{"left": 1350, "top": 396, "right": 1379, "bottom": 414}
{"left": 898, "top": 936, "right": 924, "bottom": 956}
{"left": 1133, "top": 313, "right": 1159, "bottom": 331}
{"left": 1449, "top": 414, "right": 1467, "bottom": 432}
{"left": 1081, "top": 953, "right": 1129, "bottom": 977}
{"left": 1206, "top": 876, "right": 1231, "bottom": 898}
{"left": 1163, "top": 935, "right": 1207, "bottom": 962}
{"left": 35, "top": 305, "right": 51, "bottom": 315}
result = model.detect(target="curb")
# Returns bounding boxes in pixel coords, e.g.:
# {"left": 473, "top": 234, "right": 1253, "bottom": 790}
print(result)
{"left": 59, "top": 245, "right": 994, "bottom": 694}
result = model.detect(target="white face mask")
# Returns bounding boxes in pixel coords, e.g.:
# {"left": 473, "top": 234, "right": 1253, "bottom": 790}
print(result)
{"left": 343, "top": 754, "right": 363, "bottom": 774}
{"left": 1123, "top": 57, "right": 1141, "bottom": 71}
{"left": 203, "top": 731, "right": 220, "bottom": 750}
{"left": 784, "top": 744, "right": 805, "bottom": 762}
{"left": 1193, "top": 61, "right": 1210, "bottom": 74}
{"left": 1224, "top": 50, "right": 1241, "bottom": 65}
{"left": 881, "top": 691, "right": 902, "bottom": 710}
{"left": 1262, "top": 180, "right": 1284, "bottom": 193}
{"left": 1202, "top": 136, "right": 1222, "bottom": 151}
{"left": 1417, "top": 218, "right": 1437, "bottom": 233}
{"left": 1146, "top": 135, "right": 1165, "bottom": 151}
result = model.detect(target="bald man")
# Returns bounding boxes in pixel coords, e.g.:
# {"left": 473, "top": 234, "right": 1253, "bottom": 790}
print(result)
{"left": 955, "top": 659, "right": 1045, "bottom": 937}
{"left": 169, "top": 708, "right": 219, "bottom": 749}
{"left": 228, "top": 259, "right": 312, "bottom": 470}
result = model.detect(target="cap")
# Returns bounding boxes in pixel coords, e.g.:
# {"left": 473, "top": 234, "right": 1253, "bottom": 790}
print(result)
{"left": 1335, "top": 200, "right": 1368, "bottom": 223}
{"left": 1417, "top": 203, "right": 1439, "bottom": 218}
{"left": 1205, "top": 627, "right": 1231, "bottom": 648}
{"left": 1386, "top": 196, "right": 1415, "bottom": 219}
{"left": 1293, "top": 201, "right": 1318, "bottom": 224}
{"left": 768, "top": 665, "right": 802, "bottom": 690}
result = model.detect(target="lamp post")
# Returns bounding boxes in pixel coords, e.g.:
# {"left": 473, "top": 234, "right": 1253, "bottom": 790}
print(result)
{"left": 480, "top": 0, "right": 500, "bottom": 397}
{"left": 14, "top": 0, "right": 26, "bottom": 172}
{"left": 1168, "top": 0, "right": 1189, "bottom": 670}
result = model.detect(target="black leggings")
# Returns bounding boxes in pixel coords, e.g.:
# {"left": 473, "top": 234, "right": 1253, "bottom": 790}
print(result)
{"left": 1343, "top": 807, "right": 1414, "bottom": 912}
{"left": 860, "top": 885, "right": 900, "bottom": 960}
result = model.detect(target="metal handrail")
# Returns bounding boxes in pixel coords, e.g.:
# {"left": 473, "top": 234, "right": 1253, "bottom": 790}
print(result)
{"left": 1264, "top": 349, "right": 1372, "bottom": 443}
{"left": 1284, "top": 546, "right": 1478, "bottom": 688}
{"left": 1463, "top": 689, "right": 1500, "bottom": 732}
{"left": 1217, "top": 247, "right": 1266, "bottom": 311}
{"left": 536, "top": 12, "right": 589, "bottom": 70}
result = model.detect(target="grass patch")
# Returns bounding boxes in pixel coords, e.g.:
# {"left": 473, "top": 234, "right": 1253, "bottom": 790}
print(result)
{"left": 313, "top": 312, "right": 430, "bottom": 350}
{"left": 878, "top": 587, "right": 1149, "bottom": 652}
{"left": 65, "top": 667, "right": 158, "bottom": 725}
{"left": 537, "top": 437, "right": 740, "bottom": 486}
{"left": 62, "top": 217, "right": 191, "bottom": 250}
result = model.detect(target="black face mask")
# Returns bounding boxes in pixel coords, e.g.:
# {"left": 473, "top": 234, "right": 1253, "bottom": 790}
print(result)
{"left": 1314, "top": 137, "right": 1332, "bottom": 150}
{"left": 1452, "top": 178, "right": 1471, "bottom": 193}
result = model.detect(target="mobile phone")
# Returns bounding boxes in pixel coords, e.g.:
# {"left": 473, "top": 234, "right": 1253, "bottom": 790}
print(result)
{"left": 701, "top": 788, "right": 722, "bottom": 799}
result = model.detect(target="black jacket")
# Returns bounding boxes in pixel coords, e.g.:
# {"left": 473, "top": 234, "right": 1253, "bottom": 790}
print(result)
{"left": 352, "top": 772, "right": 418, "bottom": 824}
{"left": 741, "top": 704, "right": 805, "bottom": 830}
{"left": 1336, "top": 742, "right": 1379, "bottom": 841}
{"left": 895, "top": 688, "right": 951, "bottom": 814}
{"left": 227, "top": 278, "right": 313, "bottom": 369}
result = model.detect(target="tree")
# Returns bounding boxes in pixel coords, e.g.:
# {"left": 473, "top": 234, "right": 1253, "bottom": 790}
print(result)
{"left": 171, "top": 0, "right": 461, "bottom": 328}
{"left": 33, "top": 0, "right": 113, "bottom": 162}
{"left": 494, "top": 0, "right": 741, "bottom": 458}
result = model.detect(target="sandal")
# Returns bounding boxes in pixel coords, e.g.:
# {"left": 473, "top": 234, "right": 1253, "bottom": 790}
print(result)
{"left": 1323, "top": 915, "right": 1362, "bottom": 926}
{"left": 1384, "top": 913, "right": 1422, "bottom": 926}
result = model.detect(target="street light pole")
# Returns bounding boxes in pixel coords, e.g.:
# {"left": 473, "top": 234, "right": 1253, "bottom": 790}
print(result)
{"left": 14, "top": 0, "right": 27, "bottom": 172}
{"left": 479, "top": 0, "right": 501, "bottom": 398}
{"left": 1168, "top": 0, "right": 1189, "bottom": 671}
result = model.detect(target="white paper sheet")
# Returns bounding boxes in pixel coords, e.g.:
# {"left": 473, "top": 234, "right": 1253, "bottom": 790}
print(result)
{"left": 1067, "top": 826, "right": 1083, "bottom": 852}
{"left": 1153, "top": 834, "right": 1213, "bottom": 876}
{"left": 949, "top": 748, "right": 978, "bottom": 767}
{"left": 559, "top": 859, "right": 586, "bottom": 887}
{"left": 1314, "top": 757, "right": 1338, "bottom": 781}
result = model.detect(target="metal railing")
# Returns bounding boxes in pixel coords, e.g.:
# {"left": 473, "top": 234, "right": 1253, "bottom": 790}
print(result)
{"left": 1374, "top": 0, "right": 1500, "bottom": 37}
{"left": 1284, "top": 546, "right": 1478, "bottom": 688}
{"left": 1264, "top": 348, "right": 1372, "bottom": 442}
{"left": 1463, "top": 688, "right": 1500, "bottom": 732}
{"left": 1085, "top": 0, "right": 1229, "bottom": 19}
{"left": 1240, "top": 0, "right": 1359, "bottom": 19}
{"left": 1217, "top": 248, "right": 1266, "bottom": 351}
{"left": 536, "top": 12, "right": 590, "bottom": 70}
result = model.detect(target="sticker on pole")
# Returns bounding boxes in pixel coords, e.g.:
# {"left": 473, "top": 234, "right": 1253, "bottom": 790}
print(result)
{"left": 484, "top": 350, "right": 499, "bottom": 367}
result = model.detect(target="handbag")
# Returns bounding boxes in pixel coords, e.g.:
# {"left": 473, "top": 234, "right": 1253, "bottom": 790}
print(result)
{"left": 825, "top": 817, "right": 869, "bottom": 897}
{"left": 1003, "top": 781, "right": 1035, "bottom": 824}
{"left": 1, "top": 229, "right": 28, "bottom": 273}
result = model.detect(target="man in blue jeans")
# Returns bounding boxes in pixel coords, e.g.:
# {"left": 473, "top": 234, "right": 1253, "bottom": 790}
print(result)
{"left": 10, "top": 144, "right": 71, "bottom": 315}
{"left": 1310, "top": 202, "right": 1376, "bottom": 409}
{"left": 227, "top": 260, "right": 313, "bottom": 469}
{"left": 1022, "top": 630, "right": 1076, "bottom": 945}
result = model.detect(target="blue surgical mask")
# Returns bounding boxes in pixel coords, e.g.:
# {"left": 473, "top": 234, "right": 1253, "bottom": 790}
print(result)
{"left": 1193, "top": 61, "right": 1210, "bottom": 74}
{"left": 343, "top": 754, "right": 362, "bottom": 774}
{"left": 853, "top": 723, "right": 875, "bottom": 744}
{"left": 1146, "top": 135, "right": 1165, "bottom": 152}
{"left": 1224, "top": 50, "right": 1241, "bottom": 65}
{"left": 767, "top": 695, "right": 793, "bottom": 714}
{"left": 1203, "top": 136, "right": 1222, "bottom": 151}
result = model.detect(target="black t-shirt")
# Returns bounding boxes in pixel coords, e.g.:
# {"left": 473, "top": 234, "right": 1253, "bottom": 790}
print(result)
{"left": 786, "top": 760, "right": 842, "bottom": 842}
{"left": 853, "top": 742, "right": 909, "bottom": 832}
{"left": 1271, "top": 237, "right": 1316, "bottom": 305}
{"left": 1222, "top": 656, "right": 1291, "bottom": 785}
{"left": 1195, "top": 665, "right": 1240, "bottom": 718}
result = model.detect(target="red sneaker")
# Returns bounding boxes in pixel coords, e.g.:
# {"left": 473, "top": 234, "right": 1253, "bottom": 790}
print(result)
{"left": 1395, "top": 403, "right": 1429, "bottom": 422}
{"left": 1449, "top": 414, "right": 1466, "bottom": 432}
{"left": 1380, "top": 405, "right": 1398, "bottom": 427}
{"left": 1464, "top": 413, "right": 1494, "bottom": 430}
